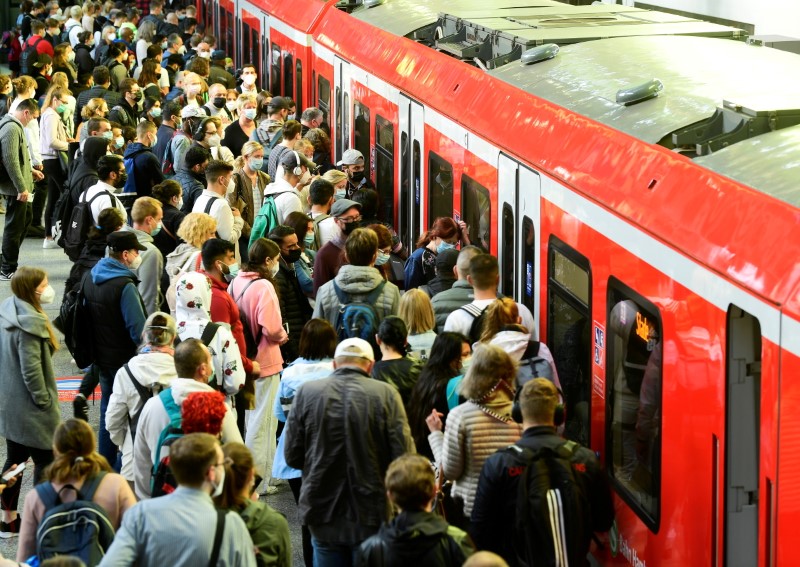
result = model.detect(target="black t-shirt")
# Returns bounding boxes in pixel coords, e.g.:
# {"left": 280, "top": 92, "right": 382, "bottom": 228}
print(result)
{"left": 221, "top": 120, "right": 250, "bottom": 159}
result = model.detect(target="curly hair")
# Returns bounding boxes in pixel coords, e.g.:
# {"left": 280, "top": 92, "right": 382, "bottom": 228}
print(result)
{"left": 177, "top": 213, "right": 217, "bottom": 249}
{"left": 181, "top": 391, "right": 227, "bottom": 435}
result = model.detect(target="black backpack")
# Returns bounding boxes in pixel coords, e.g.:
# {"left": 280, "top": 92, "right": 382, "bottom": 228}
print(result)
{"left": 512, "top": 441, "right": 591, "bottom": 567}
{"left": 19, "top": 35, "right": 42, "bottom": 75}
{"left": 60, "top": 22, "right": 81, "bottom": 44}
{"left": 231, "top": 278, "right": 262, "bottom": 359}
{"left": 54, "top": 278, "right": 95, "bottom": 369}
{"left": 35, "top": 472, "right": 116, "bottom": 567}
{"left": 333, "top": 280, "right": 386, "bottom": 350}
{"left": 459, "top": 303, "right": 488, "bottom": 344}
{"left": 63, "top": 189, "right": 117, "bottom": 261}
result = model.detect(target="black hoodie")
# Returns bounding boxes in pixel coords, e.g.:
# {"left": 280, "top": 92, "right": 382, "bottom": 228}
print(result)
{"left": 357, "top": 510, "right": 473, "bottom": 567}
{"left": 69, "top": 136, "right": 111, "bottom": 203}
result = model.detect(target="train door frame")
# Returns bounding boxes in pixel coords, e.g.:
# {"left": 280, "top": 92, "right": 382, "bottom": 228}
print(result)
{"left": 261, "top": 12, "right": 271, "bottom": 92}
{"left": 398, "top": 95, "right": 424, "bottom": 252}
{"left": 334, "top": 57, "right": 352, "bottom": 161}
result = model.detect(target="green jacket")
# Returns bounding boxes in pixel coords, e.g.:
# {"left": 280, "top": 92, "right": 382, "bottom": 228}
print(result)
{"left": 238, "top": 500, "right": 292, "bottom": 567}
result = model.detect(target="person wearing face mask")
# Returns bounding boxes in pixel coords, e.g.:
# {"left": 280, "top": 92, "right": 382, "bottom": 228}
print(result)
{"left": 106, "top": 43, "right": 130, "bottom": 93}
{"left": 31, "top": 53, "right": 54, "bottom": 100}
{"left": 193, "top": 116, "right": 234, "bottom": 165}
{"left": 265, "top": 120, "right": 302, "bottom": 179}
{"left": 228, "top": 238, "right": 288, "bottom": 489}
{"left": 80, "top": 154, "right": 129, "bottom": 228}
{"left": 150, "top": 180, "right": 185, "bottom": 262}
{"left": 0, "top": 267, "right": 61, "bottom": 539}
{"left": 264, "top": 148, "right": 316, "bottom": 227}
{"left": 209, "top": 50, "right": 236, "bottom": 89}
{"left": 117, "top": 432, "right": 255, "bottom": 564}
{"left": 79, "top": 230, "right": 148, "bottom": 464}
{"left": 311, "top": 199, "right": 363, "bottom": 295}
{"left": 306, "top": 177, "right": 335, "bottom": 251}
{"left": 122, "top": 121, "right": 165, "bottom": 204}
{"left": 404, "top": 216, "right": 470, "bottom": 291}
{"left": 204, "top": 82, "right": 233, "bottom": 123}
{"left": 221, "top": 93, "right": 257, "bottom": 158}
{"left": 229, "top": 141, "right": 268, "bottom": 264}
{"left": 39, "top": 87, "right": 75, "bottom": 249}
{"left": 130, "top": 196, "right": 165, "bottom": 316}
{"left": 238, "top": 63, "right": 259, "bottom": 95}
{"left": 74, "top": 31, "right": 96, "bottom": 76}
{"left": 109, "top": 79, "right": 143, "bottom": 129}
{"left": 337, "top": 148, "right": 376, "bottom": 199}
{"left": 153, "top": 100, "right": 180, "bottom": 168}
{"left": 284, "top": 211, "right": 317, "bottom": 298}
{"left": 52, "top": 42, "right": 78, "bottom": 84}
{"left": 193, "top": 160, "right": 244, "bottom": 256}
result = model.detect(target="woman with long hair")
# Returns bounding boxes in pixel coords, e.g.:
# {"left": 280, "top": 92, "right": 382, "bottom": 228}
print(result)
{"left": 426, "top": 344, "right": 523, "bottom": 524}
{"left": 404, "top": 216, "right": 469, "bottom": 290}
{"left": 40, "top": 86, "right": 75, "bottom": 249}
{"left": 49, "top": 72, "right": 76, "bottom": 137}
{"left": 0, "top": 268, "right": 61, "bottom": 538}
{"left": 137, "top": 61, "right": 162, "bottom": 101}
{"left": 407, "top": 332, "right": 470, "bottom": 460}
{"left": 16, "top": 419, "right": 136, "bottom": 561}
{"left": 215, "top": 443, "right": 291, "bottom": 567}
{"left": 141, "top": 95, "right": 162, "bottom": 126}
{"left": 52, "top": 42, "right": 77, "bottom": 84}
{"left": 372, "top": 316, "right": 424, "bottom": 409}
{"left": 230, "top": 140, "right": 269, "bottom": 264}
{"left": 305, "top": 127, "right": 333, "bottom": 175}
{"left": 399, "top": 288, "right": 438, "bottom": 360}
{"left": 272, "top": 318, "right": 337, "bottom": 566}
{"left": 228, "top": 238, "right": 288, "bottom": 492}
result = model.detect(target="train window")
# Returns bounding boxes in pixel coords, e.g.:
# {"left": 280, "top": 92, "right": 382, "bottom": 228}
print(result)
{"left": 547, "top": 238, "right": 591, "bottom": 449}
{"left": 400, "top": 132, "right": 410, "bottom": 251}
{"left": 318, "top": 76, "right": 331, "bottom": 125}
{"left": 375, "top": 115, "right": 394, "bottom": 223}
{"left": 606, "top": 278, "right": 661, "bottom": 532}
{"left": 413, "top": 140, "right": 421, "bottom": 242}
{"left": 271, "top": 43, "right": 281, "bottom": 95}
{"left": 501, "top": 205, "right": 514, "bottom": 297}
{"left": 335, "top": 87, "right": 343, "bottom": 162}
{"left": 242, "top": 24, "right": 251, "bottom": 66}
{"left": 252, "top": 29, "right": 260, "bottom": 86}
{"left": 428, "top": 153, "right": 453, "bottom": 223}
{"left": 520, "top": 216, "right": 535, "bottom": 314}
{"left": 343, "top": 93, "right": 350, "bottom": 152}
{"left": 296, "top": 60, "right": 302, "bottom": 112}
{"left": 354, "top": 102, "right": 370, "bottom": 174}
{"left": 461, "top": 175, "right": 490, "bottom": 251}
{"left": 284, "top": 52, "right": 294, "bottom": 99}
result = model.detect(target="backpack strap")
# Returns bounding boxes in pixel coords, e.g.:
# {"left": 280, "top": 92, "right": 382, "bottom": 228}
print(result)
{"left": 200, "top": 322, "right": 220, "bottom": 347}
{"left": 124, "top": 363, "right": 150, "bottom": 401}
{"left": 366, "top": 280, "right": 387, "bottom": 311}
{"left": 78, "top": 471, "right": 108, "bottom": 501}
{"left": 459, "top": 303, "right": 485, "bottom": 319}
{"left": 521, "top": 340, "right": 541, "bottom": 361}
{"left": 332, "top": 280, "right": 349, "bottom": 305}
{"left": 233, "top": 277, "right": 260, "bottom": 303}
{"left": 35, "top": 482, "right": 61, "bottom": 511}
{"left": 268, "top": 128, "right": 283, "bottom": 150}
{"left": 204, "top": 196, "right": 216, "bottom": 215}
{"left": 154, "top": 389, "right": 182, "bottom": 467}
{"left": 208, "top": 509, "right": 226, "bottom": 567}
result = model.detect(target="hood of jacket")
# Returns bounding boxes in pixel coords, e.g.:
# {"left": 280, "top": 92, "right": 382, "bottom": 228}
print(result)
{"left": 489, "top": 330, "right": 531, "bottom": 361}
{"left": 169, "top": 377, "right": 216, "bottom": 404}
{"left": 175, "top": 271, "right": 212, "bottom": 340}
{"left": 264, "top": 176, "right": 296, "bottom": 197}
{"left": 334, "top": 264, "right": 385, "bottom": 295}
{"left": 126, "top": 350, "right": 177, "bottom": 388}
{"left": 91, "top": 257, "right": 138, "bottom": 285}
{"left": 0, "top": 296, "right": 49, "bottom": 339}
{"left": 123, "top": 141, "right": 154, "bottom": 159}
{"left": 256, "top": 117, "right": 283, "bottom": 138}
{"left": 377, "top": 511, "right": 451, "bottom": 555}
{"left": 166, "top": 243, "right": 200, "bottom": 273}
{"left": 83, "top": 136, "right": 110, "bottom": 167}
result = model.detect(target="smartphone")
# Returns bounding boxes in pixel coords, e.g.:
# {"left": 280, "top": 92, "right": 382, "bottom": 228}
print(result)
{"left": 2, "top": 463, "right": 26, "bottom": 482}
{"left": 283, "top": 322, "right": 290, "bottom": 335}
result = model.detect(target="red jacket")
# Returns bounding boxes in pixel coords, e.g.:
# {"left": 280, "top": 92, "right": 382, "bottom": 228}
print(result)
{"left": 201, "top": 269, "right": 255, "bottom": 375}
{"left": 23, "top": 34, "right": 54, "bottom": 58}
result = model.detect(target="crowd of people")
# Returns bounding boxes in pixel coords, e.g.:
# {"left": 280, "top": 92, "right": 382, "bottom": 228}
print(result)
{"left": 0, "top": 1, "right": 614, "bottom": 566}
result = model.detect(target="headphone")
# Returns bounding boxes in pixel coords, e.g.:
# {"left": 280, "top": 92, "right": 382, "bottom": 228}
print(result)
{"left": 291, "top": 151, "right": 303, "bottom": 176}
{"left": 193, "top": 117, "right": 213, "bottom": 142}
{"left": 511, "top": 382, "right": 566, "bottom": 427}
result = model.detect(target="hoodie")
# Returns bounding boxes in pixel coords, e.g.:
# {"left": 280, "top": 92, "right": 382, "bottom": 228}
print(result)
{"left": 131, "top": 227, "right": 163, "bottom": 316}
{"left": 132, "top": 377, "right": 244, "bottom": 499}
{"left": 0, "top": 297, "right": 60, "bottom": 450}
{"left": 313, "top": 264, "right": 400, "bottom": 330}
{"left": 357, "top": 510, "right": 473, "bottom": 567}
{"left": 122, "top": 141, "right": 165, "bottom": 198}
{"left": 174, "top": 271, "right": 246, "bottom": 396}
{"left": 489, "top": 330, "right": 561, "bottom": 390}
{"left": 89, "top": 257, "right": 147, "bottom": 350}
{"left": 70, "top": 136, "right": 110, "bottom": 201}
{"left": 106, "top": 350, "right": 177, "bottom": 480}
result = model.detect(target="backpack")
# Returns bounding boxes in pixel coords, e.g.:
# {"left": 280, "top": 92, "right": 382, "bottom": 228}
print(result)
{"left": 35, "top": 472, "right": 115, "bottom": 567}
{"left": 459, "top": 303, "right": 487, "bottom": 344}
{"left": 111, "top": 104, "right": 133, "bottom": 128}
{"left": 60, "top": 22, "right": 81, "bottom": 44}
{"left": 165, "top": 252, "right": 203, "bottom": 315}
{"left": 161, "top": 129, "right": 181, "bottom": 175}
{"left": 512, "top": 341, "right": 556, "bottom": 423}
{"left": 150, "top": 389, "right": 183, "bottom": 497}
{"left": 231, "top": 278, "right": 262, "bottom": 359}
{"left": 256, "top": 126, "right": 283, "bottom": 159}
{"left": 248, "top": 191, "right": 288, "bottom": 248}
{"left": 332, "top": 280, "right": 386, "bottom": 349}
{"left": 311, "top": 213, "right": 329, "bottom": 250}
{"left": 19, "top": 35, "right": 42, "bottom": 75}
{"left": 123, "top": 363, "right": 164, "bottom": 443}
{"left": 512, "top": 441, "right": 591, "bottom": 567}
{"left": 54, "top": 278, "right": 95, "bottom": 369}
{"left": 63, "top": 189, "right": 116, "bottom": 261}
{"left": 198, "top": 322, "right": 226, "bottom": 392}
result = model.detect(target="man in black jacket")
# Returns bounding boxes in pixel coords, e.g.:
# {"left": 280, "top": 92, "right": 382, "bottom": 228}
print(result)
{"left": 122, "top": 121, "right": 164, "bottom": 200}
{"left": 74, "top": 66, "right": 121, "bottom": 128}
{"left": 175, "top": 145, "right": 210, "bottom": 213}
{"left": 470, "top": 378, "right": 614, "bottom": 566}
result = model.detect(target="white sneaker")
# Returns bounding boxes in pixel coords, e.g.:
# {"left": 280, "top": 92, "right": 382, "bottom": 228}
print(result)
{"left": 43, "top": 239, "right": 59, "bottom": 249}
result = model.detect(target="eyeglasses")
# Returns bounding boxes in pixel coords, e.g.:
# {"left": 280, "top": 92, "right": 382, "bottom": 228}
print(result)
{"left": 213, "top": 457, "right": 233, "bottom": 468}
{"left": 337, "top": 215, "right": 362, "bottom": 224}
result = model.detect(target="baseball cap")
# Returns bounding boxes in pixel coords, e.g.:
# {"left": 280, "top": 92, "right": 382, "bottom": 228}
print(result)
{"left": 181, "top": 105, "right": 206, "bottom": 119}
{"left": 331, "top": 199, "right": 362, "bottom": 218}
{"left": 108, "top": 231, "right": 147, "bottom": 252}
{"left": 336, "top": 149, "right": 364, "bottom": 167}
{"left": 268, "top": 96, "right": 291, "bottom": 112}
{"left": 334, "top": 338, "right": 375, "bottom": 362}
{"left": 436, "top": 248, "right": 459, "bottom": 274}
{"left": 211, "top": 49, "right": 226, "bottom": 60}
{"left": 280, "top": 150, "right": 315, "bottom": 172}
{"left": 32, "top": 53, "right": 52, "bottom": 69}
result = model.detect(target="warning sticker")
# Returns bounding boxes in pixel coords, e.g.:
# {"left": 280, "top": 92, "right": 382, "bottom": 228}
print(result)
{"left": 593, "top": 322, "right": 606, "bottom": 400}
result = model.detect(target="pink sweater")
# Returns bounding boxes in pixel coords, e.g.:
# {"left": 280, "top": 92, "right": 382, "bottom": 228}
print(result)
{"left": 229, "top": 272, "right": 288, "bottom": 377}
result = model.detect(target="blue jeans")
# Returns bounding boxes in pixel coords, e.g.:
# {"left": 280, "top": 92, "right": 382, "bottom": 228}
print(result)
{"left": 311, "top": 537, "right": 359, "bottom": 567}
{"left": 97, "top": 365, "right": 119, "bottom": 465}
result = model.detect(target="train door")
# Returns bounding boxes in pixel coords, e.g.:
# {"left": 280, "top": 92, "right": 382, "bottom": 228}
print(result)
{"left": 497, "top": 155, "right": 540, "bottom": 319}
{"left": 334, "top": 57, "right": 352, "bottom": 164}
{"left": 398, "top": 95, "right": 424, "bottom": 251}
{"left": 724, "top": 306, "right": 762, "bottom": 567}
{"left": 261, "top": 13, "right": 271, "bottom": 91}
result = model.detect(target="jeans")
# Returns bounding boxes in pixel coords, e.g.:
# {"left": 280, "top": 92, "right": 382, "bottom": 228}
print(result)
{"left": 42, "top": 158, "right": 66, "bottom": 236}
{"left": 97, "top": 365, "right": 120, "bottom": 465}
{"left": 1, "top": 439, "right": 54, "bottom": 511}
{"left": 311, "top": 537, "right": 359, "bottom": 567}
{"left": 1, "top": 197, "right": 32, "bottom": 273}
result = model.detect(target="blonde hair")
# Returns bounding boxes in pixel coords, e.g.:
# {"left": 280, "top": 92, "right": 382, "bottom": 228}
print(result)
{"left": 459, "top": 343, "right": 517, "bottom": 400}
{"left": 177, "top": 213, "right": 217, "bottom": 248}
{"left": 131, "top": 196, "right": 162, "bottom": 224}
{"left": 322, "top": 169, "right": 347, "bottom": 187}
{"left": 293, "top": 138, "right": 313, "bottom": 154}
{"left": 12, "top": 76, "right": 36, "bottom": 97}
{"left": 43, "top": 86, "right": 68, "bottom": 110}
{"left": 237, "top": 93, "right": 256, "bottom": 111}
{"left": 81, "top": 97, "right": 108, "bottom": 119}
{"left": 234, "top": 141, "right": 263, "bottom": 170}
{"left": 49, "top": 72, "right": 72, "bottom": 93}
{"left": 480, "top": 298, "right": 520, "bottom": 343}
{"left": 399, "top": 289, "right": 435, "bottom": 335}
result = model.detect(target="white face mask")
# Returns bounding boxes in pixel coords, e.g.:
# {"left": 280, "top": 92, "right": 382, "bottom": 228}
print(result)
{"left": 129, "top": 254, "right": 143, "bottom": 270}
{"left": 226, "top": 177, "right": 235, "bottom": 194}
{"left": 242, "top": 74, "right": 256, "bottom": 86}
{"left": 106, "top": 33, "right": 116, "bottom": 42}
{"left": 299, "top": 170, "right": 311, "bottom": 185}
{"left": 176, "top": 197, "right": 183, "bottom": 210}
{"left": 225, "top": 100, "right": 238, "bottom": 112}
{"left": 37, "top": 285, "right": 56, "bottom": 304}
{"left": 177, "top": 45, "right": 187, "bottom": 55}
{"left": 211, "top": 465, "right": 225, "bottom": 498}
{"left": 208, "top": 134, "right": 221, "bottom": 147}
{"left": 67, "top": 51, "right": 76, "bottom": 62}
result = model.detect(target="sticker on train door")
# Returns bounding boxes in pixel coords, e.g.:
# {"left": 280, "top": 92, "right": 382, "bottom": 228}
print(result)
{"left": 593, "top": 321, "right": 606, "bottom": 400}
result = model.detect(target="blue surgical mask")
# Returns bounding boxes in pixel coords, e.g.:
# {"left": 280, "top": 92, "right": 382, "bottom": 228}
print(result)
{"left": 304, "top": 232, "right": 314, "bottom": 247}
{"left": 102, "top": 130, "right": 113, "bottom": 140}
{"left": 150, "top": 107, "right": 162, "bottom": 118}
{"left": 242, "top": 108, "right": 257, "bottom": 120}
{"left": 114, "top": 136, "right": 124, "bottom": 148}
{"left": 437, "top": 241, "right": 457, "bottom": 254}
{"left": 248, "top": 157, "right": 263, "bottom": 171}
{"left": 151, "top": 221, "right": 162, "bottom": 236}
{"left": 335, "top": 189, "right": 346, "bottom": 201}
{"left": 375, "top": 251, "right": 390, "bottom": 266}
{"left": 223, "top": 261, "right": 239, "bottom": 282}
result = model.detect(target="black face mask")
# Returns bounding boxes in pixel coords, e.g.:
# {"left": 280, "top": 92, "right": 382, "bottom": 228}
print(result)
{"left": 283, "top": 248, "right": 302, "bottom": 263}
{"left": 116, "top": 172, "right": 128, "bottom": 187}
{"left": 132, "top": 91, "right": 143, "bottom": 102}
{"left": 340, "top": 221, "right": 357, "bottom": 236}
{"left": 213, "top": 96, "right": 226, "bottom": 109}
{"left": 349, "top": 170, "right": 364, "bottom": 183}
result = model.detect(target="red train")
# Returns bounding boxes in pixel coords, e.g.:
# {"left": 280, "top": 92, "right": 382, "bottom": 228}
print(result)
{"left": 199, "top": 0, "right": 800, "bottom": 564}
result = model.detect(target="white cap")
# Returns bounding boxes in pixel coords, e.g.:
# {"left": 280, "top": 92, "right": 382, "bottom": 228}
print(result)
{"left": 336, "top": 148, "right": 364, "bottom": 167}
{"left": 334, "top": 338, "right": 375, "bottom": 362}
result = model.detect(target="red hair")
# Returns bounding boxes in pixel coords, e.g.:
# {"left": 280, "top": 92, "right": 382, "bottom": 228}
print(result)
{"left": 181, "top": 391, "right": 227, "bottom": 436}
{"left": 416, "top": 217, "right": 459, "bottom": 248}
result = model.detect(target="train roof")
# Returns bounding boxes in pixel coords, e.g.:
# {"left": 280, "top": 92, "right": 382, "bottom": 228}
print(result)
{"left": 490, "top": 36, "right": 800, "bottom": 148}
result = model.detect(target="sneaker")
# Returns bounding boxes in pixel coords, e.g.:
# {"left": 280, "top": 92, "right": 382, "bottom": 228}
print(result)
{"left": 0, "top": 517, "right": 20, "bottom": 539}
{"left": 43, "top": 238, "right": 60, "bottom": 249}
{"left": 73, "top": 394, "right": 89, "bottom": 422}
{"left": 0, "top": 271, "right": 14, "bottom": 281}
{"left": 260, "top": 485, "right": 279, "bottom": 496}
